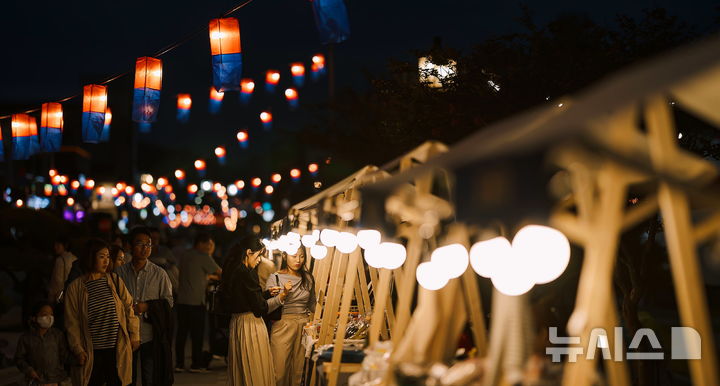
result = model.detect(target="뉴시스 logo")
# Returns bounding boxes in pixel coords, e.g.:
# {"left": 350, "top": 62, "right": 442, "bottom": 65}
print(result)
{"left": 546, "top": 327, "right": 702, "bottom": 362}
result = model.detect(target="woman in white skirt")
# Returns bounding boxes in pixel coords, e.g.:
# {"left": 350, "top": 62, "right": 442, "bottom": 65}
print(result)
{"left": 222, "top": 236, "right": 287, "bottom": 386}
{"left": 266, "top": 246, "right": 316, "bottom": 386}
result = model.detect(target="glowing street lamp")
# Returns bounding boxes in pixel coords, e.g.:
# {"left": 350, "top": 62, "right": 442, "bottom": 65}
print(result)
{"left": 418, "top": 56, "right": 457, "bottom": 89}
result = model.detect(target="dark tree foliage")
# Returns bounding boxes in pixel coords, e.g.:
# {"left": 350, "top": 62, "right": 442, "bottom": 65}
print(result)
{"left": 308, "top": 7, "right": 705, "bottom": 168}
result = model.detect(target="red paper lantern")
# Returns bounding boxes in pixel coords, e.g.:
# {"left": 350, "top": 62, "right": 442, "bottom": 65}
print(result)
{"left": 241, "top": 79, "right": 255, "bottom": 94}
{"left": 266, "top": 70, "right": 280, "bottom": 85}
{"left": 82, "top": 84, "right": 107, "bottom": 143}
{"left": 11, "top": 113, "right": 39, "bottom": 159}
{"left": 177, "top": 94, "right": 192, "bottom": 110}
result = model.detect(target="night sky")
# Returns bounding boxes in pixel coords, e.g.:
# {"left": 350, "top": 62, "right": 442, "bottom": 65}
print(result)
{"left": 0, "top": 0, "right": 717, "bottom": 185}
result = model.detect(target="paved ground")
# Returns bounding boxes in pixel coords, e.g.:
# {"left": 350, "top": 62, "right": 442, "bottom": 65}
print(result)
{"left": 174, "top": 358, "right": 228, "bottom": 385}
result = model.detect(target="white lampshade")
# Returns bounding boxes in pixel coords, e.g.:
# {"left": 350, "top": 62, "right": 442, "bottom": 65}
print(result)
{"left": 320, "top": 229, "right": 340, "bottom": 247}
{"left": 490, "top": 247, "right": 535, "bottom": 296}
{"left": 380, "top": 242, "right": 406, "bottom": 270}
{"left": 357, "top": 229, "right": 381, "bottom": 250}
{"left": 277, "top": 235, "right": 290, "bottom": 253}
{"left": 469, "top": 237, "right": 512, "bottom": 278}
{"left": 512, "top": 225, "right": 571, "bottom": 284}
{"left": 312, "top": 229, "right": 320, "bottom": 239}
{"left": 310, "top": 244, "right": 328, "bottom": 260}
{"left": 430, "top": 243, "right": 469, "bottom": 279}
{"left": 287, "top": 232, "right": 301, "bottom": 241}
{"left": 286, "top": 243, "right": 301, "bottom": 256}
{"left": 491, "top": 263, "right": 535, "bottom": 296}
{"left": 301, "top": 235, "right": 317, "bottom": 248}
{"left": 416, "top": 261, "right": 449, "bottom": 290}
{"left": 363, "top": 244, "right": 384, "bottom": 268}
{"left": 268, "top": 239, "right": 280, "bottom": 251}
{"left": 336, "top": 232, "right": 358, "bottom": 254}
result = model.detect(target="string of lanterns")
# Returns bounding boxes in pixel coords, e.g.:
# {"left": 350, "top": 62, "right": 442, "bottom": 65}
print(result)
{"left": 267, "top": 223, "right": 570, "bottom": 297}
{"left": 0, "top": 9, "right": 329, "bottom": 162}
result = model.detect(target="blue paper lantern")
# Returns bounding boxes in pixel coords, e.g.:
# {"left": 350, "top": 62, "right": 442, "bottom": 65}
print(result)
{"left": 81, "top": 84, "right": 107, "bottom": 143}
{"left": 40, "top": 102, "right": 63, "bottom": 152}
{"left": 209, "top": 18, "right": 242, "bottom": 92}
{"left": 311, "top": 0, "right": 351, "bottom": 44}
{"left": 132, "top": 57, "right": 162, "bottom": 124}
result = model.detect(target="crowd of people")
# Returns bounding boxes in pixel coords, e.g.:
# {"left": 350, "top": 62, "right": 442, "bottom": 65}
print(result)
{"left": 13, "top": 226, "right": 317, "bottom": 386}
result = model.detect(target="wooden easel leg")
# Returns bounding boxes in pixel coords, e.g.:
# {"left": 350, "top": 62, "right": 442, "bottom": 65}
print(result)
{"left": 370, "top": 268, "right": 393, "bottom": 346}
{"left": 392, "top": 233, "right": 423, "bottom": 345}
{"left": 645, "top": 96, "right": 719, "bottom": 386}
{"left": 562, "top": 166, "right": 630, "bottom": 386}
{"left": 658, "top": 184, "right": 719, "bottom": 386}
{"left": 328, "top": 249, "right": 363, "bottom": 386}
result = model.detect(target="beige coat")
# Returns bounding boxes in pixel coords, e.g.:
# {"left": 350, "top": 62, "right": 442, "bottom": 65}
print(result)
{"left": 65, "top": 273, "right": 139, "bottom": 386}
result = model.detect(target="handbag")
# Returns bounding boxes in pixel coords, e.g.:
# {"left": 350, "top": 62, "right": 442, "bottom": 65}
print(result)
{"left": 266, "top": 274, "right": 283, "bottom": 321}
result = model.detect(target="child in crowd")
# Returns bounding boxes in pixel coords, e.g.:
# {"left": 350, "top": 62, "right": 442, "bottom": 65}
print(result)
{"left": 14, "top": 301, "right": 70, "bottom": 386}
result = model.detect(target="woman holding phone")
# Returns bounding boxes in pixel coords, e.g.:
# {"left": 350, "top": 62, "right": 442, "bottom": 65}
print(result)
{"left": 223, "top": 236, "right": 289, "bottom": 386}
{"left": 266, "top": 246, "right": 316, "bottom": 386}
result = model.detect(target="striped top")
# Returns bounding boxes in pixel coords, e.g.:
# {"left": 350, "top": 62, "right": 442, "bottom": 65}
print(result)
{"left": 85, "top": 277, "right": 119, "bottom": 349}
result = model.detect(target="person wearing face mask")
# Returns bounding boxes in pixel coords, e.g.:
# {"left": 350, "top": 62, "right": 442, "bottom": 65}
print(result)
{"left": 14, "top": 301, "right": 71, "bottom": 385}
{"left": 221, "top": 236, "right": 280, "bottom": 386}
{"left": 266, "top": 247, "right": 316, "bottom": 386}
{"left": 65, "top": 239, "right": 140, "bottom": 386}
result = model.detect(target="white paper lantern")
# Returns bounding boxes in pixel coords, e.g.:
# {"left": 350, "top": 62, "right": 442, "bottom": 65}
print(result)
{"left": 363, "top": 244, "right": 384, "bottom": 268}
{"left": 320, "top": 229, "right": 340, "bottom": 247}
{"left": 357, "top": 229, "right": 381, "bottom": 249}
{"left": 469, "top": 237, "right": 512, "bottom": 278}
{"left": 302, "top": 234, "right": 317, "bottom": 248}
{"left": 491, "top": 257, "right": 535, "bottom": 296}
{"left": 310, "top": 244, "right": 328, "bottom": 260}
{"left": 277, "top": 235, "right": 290, "bottom": 253}
{"left": 430, "top": 243, "right": 469, "bottom": 279}
{"left": 286, "top": 241, "right": 301, "bottom": 256}
{"left": 416, "top": 261, "right": 449, "bottom": 290}
{"left": 381, "top": 242, "right": 406, "bottom": 269}
{"left": 336, "top": 232, "right": 359, "bottom": 253}
{"left": 512, "top": 225, "right": 571, "bottom": 284}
